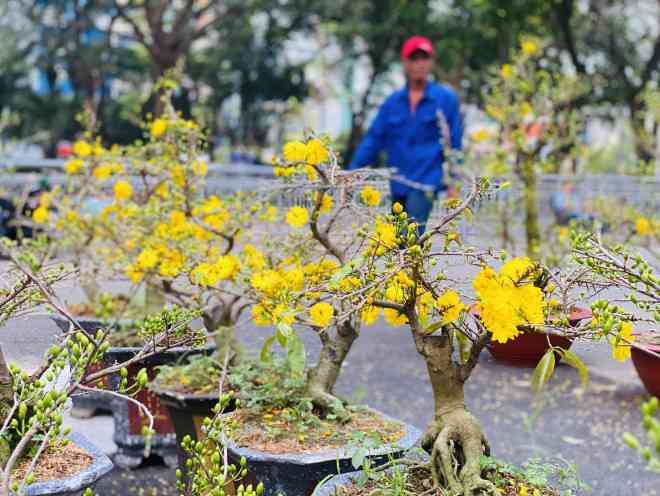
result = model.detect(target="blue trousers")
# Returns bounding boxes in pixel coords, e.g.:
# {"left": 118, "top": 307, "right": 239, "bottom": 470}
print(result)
{"left": 391, "top": 190, "right": 436, "bottom": 236}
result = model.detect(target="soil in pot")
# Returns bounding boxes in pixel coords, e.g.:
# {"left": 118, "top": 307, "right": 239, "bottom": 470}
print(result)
{"left": 631, "top": 334, "right": 660, "bottom": 398}
{"left": 8, "top": 433, "right": 113, "bottom": 496}
{"left": 316, "top": 457, "right": 559, "bottom": 496}
{"left": 222, "top": 358, "right": 419, "bottom": 496}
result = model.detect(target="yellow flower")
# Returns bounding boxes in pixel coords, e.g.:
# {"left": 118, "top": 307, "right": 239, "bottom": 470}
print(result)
{"left": 93, "top": 164, "right": 113, "bottom": 181}
{"left": 500, "top": 64, "right": 513, "bottom": 80}
{"left": 172, "top": 164, "right": 186, "bottom": 188}
{"left": 612, "top": 322, "right": 635, "bottom": 362}
{"left": 518, "top": 485, "right": 529, "bottom": 496}
{"left": 521, "top": 40, "right": 539, "bottom": 56}
{"left": 155, "top": 182, "right": 169, "bottom": 198}
{"left": 435, "top": 290, "right": 465, "bottom": 325}
{"left": 151, "top": 118, "right": 168, "bottom": 139}
{"left": 305, "top": 139, "right": 329, "bottom": 165}
{"left": 310, "top": 302, "right": 334, "bottom": 327}
{"left": 520, "top": 102, "right": 533, "bottom": 116}
{"left": 283, "top": 141, "right": 307, "bottom": 162}
{"left": 32, "top": 206, "right": 50, "bottom": 224}
{"left": 125, "top": 264, "right": 144, "bottom": 283}
{"left": 286, "top": 206, "right": 309, "bottom": 228}
{"left": 314, "top": 193, "right": 333, "bottom": 214}
{"left": 136, "top": 248, "right": 159, "bottom": 270}
{"left": 304, "top": 164, "right": 318, "bottom": 181}
{"left": 73, "top": 140, "right": 92, "bottom": 157}
{"left": 635, "top": 217, "right": 651, "bottom": 236}
{"left": 192, "top": 160, "right": 207, "bottom": 177}
{"left": 383, "top": 308, "right": 408, "bottom": 326}
{"left": 113, "top": 180, "right": 133, "bottom": 201}
{"left": 252, "top": 304, "right": 271, "bottom": 326}
{"left": 360, "top": 186, "right": 381, "bottom": 206}
{"left": 274, "top": 166, "right": 295, "bottom": 177}
{"left": 474, "top": 261, "right": 545, "bottom": 343}
{"left": 64, "top": 159, "right": 84, "bottom": 174}
{"left": 361, "top": 305, "right": 380, "bottom": 325}
{"left": 470, "top": 128, "right": 490, "bottom": 143}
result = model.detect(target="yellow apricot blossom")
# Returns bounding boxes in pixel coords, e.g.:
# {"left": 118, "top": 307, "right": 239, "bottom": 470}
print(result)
{"left": 500, "top": 64, "right": 513, "bottom": 80}
{"left": 310, "top": 302, "right": 334, "bottom": 327}
{"left": 314, "top": 193, "right": 333, "bottom": 214}
{"left": 383, "top": 308, "right": 408, "bottom": 326}
{"left": 286, "top": 206, "right": 309, "bottom": 228}
{"left": 64, "top": 159, "right": 84, "bottom": 174}
{"left": 360, "top": 305, "right": 380, "bottom": 325}
{"left": 151, "top": 118, "right": 168, "bottom": 138}
{"left": 612, "top": 322, "right": 635, "bottom": 362}
{"left": 113, "top": 180, "right": 133, "bottom": 201}
{"left": 305, "top": 139, "right": 329, "bottom": 165}
{"left": 252, "top": 304, "right": 271, "bottom": 326}
{"left": 136, "top": 248, "right": 159, "bottom": 270}
{"left": 283, "top": 141, "right": 307, "bottom": 162}
{"left": 73, "top": 140, "right": 92, "bottom": 157}
{"left": 93, "top": 164, "right": 113, "bottom": 181}
{"left": 435, "top": 290, "right": 465, "bottom": 325}
{"left": 470, "top": 128, "right": 490, "bottom": 143}
{"left": 192, "top": 160, "right": 208, "bottom": 176}
{"left": 521, "top": 40, "right": 539, "bottom": 56}
{"left": 635, "top": 217, "right": 651, "bottom": 236}
{"left": 32, "top": 206, "right": 50, "bottom": 224}
{"left": 360, "top": 186, "right": 381, "bottom": 206}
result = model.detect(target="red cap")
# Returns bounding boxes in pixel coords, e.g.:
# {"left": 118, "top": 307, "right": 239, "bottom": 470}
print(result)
{"left": 401, "top": 36, "right": 434, "bottom": 59}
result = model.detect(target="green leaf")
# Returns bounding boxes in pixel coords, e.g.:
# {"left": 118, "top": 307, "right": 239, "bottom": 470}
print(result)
{"left": 531, "top": 350, "right": 555, "bottom": 392}
{"left": 558, "top": 349, "right": 589, "bottom": 387}
{"left": 425, "top": 321, "right": 445, "bottom": 334}
{"left": 286, "top": 334, "right": 306, "bottom": 377}
{"left": 351, "top": 447, "right": 367, "bottom": 470}
{"left": 260, "top": 336, "right": 276, "bottom": 363}
{"left": 275, "top": 322, "right": 292, "bottom": 347}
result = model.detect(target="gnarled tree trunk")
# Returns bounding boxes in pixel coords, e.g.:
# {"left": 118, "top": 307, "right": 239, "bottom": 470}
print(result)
{"left": 305, "top": 320, "right": 358, "bottom": 421}
{"left": 412, "top": 330, "right": 494, "bottom": 496}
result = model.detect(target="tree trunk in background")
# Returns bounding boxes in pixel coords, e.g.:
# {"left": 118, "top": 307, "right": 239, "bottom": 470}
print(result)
{"left": 521, "top": 159, "right": 541, "bottom": 259}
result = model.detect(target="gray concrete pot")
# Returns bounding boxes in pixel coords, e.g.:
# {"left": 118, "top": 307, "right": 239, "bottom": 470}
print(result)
{"left": 22, "top": 432, "right": 113, "bottom": 495}
{"left": 312, "top": 471, "right": 362, "bottom": 496}
{"left": 225, "top": 409, "right": 421, "bottom": 496}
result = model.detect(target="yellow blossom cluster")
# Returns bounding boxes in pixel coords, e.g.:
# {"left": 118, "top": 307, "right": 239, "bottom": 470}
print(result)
{"left": 474, "top": 258, "right": 545, "bottom": 343}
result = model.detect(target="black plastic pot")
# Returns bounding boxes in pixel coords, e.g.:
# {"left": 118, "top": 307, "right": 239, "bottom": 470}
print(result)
{"left": 51, "top": 315, "right": 215, "bottom": 468}
{"left": 225, "top": 409, "right": 422, "bottom": 496}
{"left": 22, "top": 432, "right": 113, "bottom": 496}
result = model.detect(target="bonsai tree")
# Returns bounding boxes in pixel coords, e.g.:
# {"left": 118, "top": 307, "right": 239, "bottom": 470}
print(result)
{"left": 43, "top": 85, "right": 272, "bottom": 356}
{"left": 475, "top": 39, "right": 587, "bottom": 259}
{"left": 241, "top": 135, "right": 392, "bottom": 420}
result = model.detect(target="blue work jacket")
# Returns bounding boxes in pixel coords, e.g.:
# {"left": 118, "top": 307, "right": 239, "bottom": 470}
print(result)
{"left": 348, "top": 81, "right": 463, "bottom": 196}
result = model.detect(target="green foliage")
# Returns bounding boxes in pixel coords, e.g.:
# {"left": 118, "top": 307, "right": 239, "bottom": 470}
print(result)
{"left": 623, "top": 397, "right": 660, "bottom": 473}
{"left": 177, "top": 394, "right": 264, "bottom": 496}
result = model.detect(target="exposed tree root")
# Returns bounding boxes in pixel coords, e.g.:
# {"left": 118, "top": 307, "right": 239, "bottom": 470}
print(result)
{"left": 422, "top": 408, "right": 495, "bottom": 496}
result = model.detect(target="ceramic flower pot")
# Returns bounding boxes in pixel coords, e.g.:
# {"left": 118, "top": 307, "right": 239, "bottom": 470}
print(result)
{"left": 22, "top": 432, "right": 113, "bottom": 496}
{"left": 225, "top": 409, "right": 422, "bottom": 496}
{"left": 485, "top": 307, "right": 591, "bottom": 367}
{"left": 631, "top": 340, "right": 660, "bottom": 398}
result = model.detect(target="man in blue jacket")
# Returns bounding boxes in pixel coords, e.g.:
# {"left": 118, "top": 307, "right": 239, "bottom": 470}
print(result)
{"left": 348, "top": 35, "right": 463, "bottom": 234}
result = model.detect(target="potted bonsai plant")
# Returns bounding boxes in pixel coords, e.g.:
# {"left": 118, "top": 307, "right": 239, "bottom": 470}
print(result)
{"left": 151, "top": 136, "right": 422, "bottom": 495}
